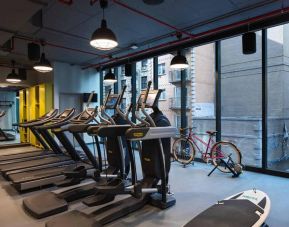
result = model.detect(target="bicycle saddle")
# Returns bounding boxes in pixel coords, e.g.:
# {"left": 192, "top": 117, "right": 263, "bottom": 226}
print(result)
{"left": 206, "top": 130, "right": 217, "bottom": 135}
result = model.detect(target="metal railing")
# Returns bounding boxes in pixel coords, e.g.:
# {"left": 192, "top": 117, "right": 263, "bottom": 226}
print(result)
{"left": 169, "top": 97, "right": 191, "bottom": 109}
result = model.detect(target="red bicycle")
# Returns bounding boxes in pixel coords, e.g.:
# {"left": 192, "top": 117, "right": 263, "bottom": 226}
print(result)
{"left": 172, "top": 128, "right": 242, "bottom": 177}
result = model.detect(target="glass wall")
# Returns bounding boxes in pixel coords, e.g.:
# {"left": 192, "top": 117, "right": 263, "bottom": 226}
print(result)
{"left": 155, "top": 45, "right": 216, "bottom": 157}
{"left": 267, "top": 25, "right": 289, "bottom": 172}
{"left": 99, "top": 22, "right": 289, "bottom": 176}
{"left": 221, "top": 32, "right": 262, "bottom": 167}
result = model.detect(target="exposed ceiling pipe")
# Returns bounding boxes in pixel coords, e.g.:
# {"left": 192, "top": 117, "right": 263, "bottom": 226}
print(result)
{"left": 0, "top": 26, "right": 112, "bottom": 59}
{"left": 112, "top": 0, "right": 195, "bottom": 38}
{"left": 0, "top": 64, "right": 31, "bottom": 70}
{"left": 83, "top": 0, "right": 277, "bottom": 64}
{"left": 44, "top": 26, "right": 89, "bottom": 41}
{"left": 54, "top": 0, "right": 276, "bottom": 64}
{"left": 27, "top": 0, "right": 49, "bottom": 6}
{"left": 0, "top": 34, "right": 110, "bottom": 59}
{"left": 58, "top": 0, "right": 73, "bottom": 5}
{"left": 82, "top": 5, "right": 289, "bottom": 69}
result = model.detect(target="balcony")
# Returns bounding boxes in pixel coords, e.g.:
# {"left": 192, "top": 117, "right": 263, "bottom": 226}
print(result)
{"left": 169, "top": 97, "right": 191, "bottom": 110}
{"left": 168, "top": 69, "right": 190, "bottom": 84}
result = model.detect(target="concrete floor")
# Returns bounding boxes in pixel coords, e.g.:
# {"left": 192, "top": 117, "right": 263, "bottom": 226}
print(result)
{"left": 0, "top": 161, "right": 288, "bottom": 227}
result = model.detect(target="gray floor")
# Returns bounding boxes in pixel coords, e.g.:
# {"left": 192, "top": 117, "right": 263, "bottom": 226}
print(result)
{"left": 0, "top": 161, "right": 288, "bottom": 227}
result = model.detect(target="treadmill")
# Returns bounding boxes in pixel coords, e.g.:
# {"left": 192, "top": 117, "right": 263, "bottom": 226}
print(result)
{"left": 46, "top": 82, "right": 176, "bottom": 227}
{"left": 6, "top": 108, "right": 100, "bottom": 192}
{"left": 0, "top": 109, "right": 58, "bottom": 163}
{"left": 0, "top": 111, "right": 15, "bottom": 141}
{"left": 0, "top": 109, "right": 75, "bottom": 176}
{"left": 22, "top": 88, "right": 131, "bottom": 218}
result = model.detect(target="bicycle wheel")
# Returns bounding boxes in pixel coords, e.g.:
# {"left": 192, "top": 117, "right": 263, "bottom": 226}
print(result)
{"left": 172, "top": 137, "right": 195, "bottom": 165}
{"left": 210, "top": 141, "right": 242, "bottom": 173}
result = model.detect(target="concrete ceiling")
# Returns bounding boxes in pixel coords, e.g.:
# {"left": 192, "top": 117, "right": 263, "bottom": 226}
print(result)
{"left": 0, "top": 0, "right": 286, "bottom": 69}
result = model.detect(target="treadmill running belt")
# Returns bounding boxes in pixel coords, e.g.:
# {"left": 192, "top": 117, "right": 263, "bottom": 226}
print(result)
{"left": 0, "top": 156, "right": 71, "bottom": 172}
{"left": 0, "top": 146, "right": 39, "bottom": 156}
{"left": 0, "top": 150, "right": 51, "bottom": 162}
{"left": 9, "top": 163, "right": 92, "bottom": 183}
{"left": 8, "top": 164, "right": 77, "bottom": 183}
{"left": 184, "top": 200, "right": 264, "bottom": 227}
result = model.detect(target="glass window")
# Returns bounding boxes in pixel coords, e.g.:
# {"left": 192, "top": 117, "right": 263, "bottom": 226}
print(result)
{"left": 267, "top": 25, "right": 289, "bottom": 172}
{"left": 157, "top": 47, "right": 215, "bottom": 137}
{"left": 136, "top": 59, "right": 153, "bottom": 99}
{"left": 121, "top": 66, "right": 125, "bottom": 76}
{"left": 141, "top": 76, "right": 147, "bottom": 90}
{"left": 121, "top": 79, "right": 126, "bottom": 89}
{"left": 221, "top": 32, "right": 262, "bottom": 168}
{"left": 116, "top": 66, "right": 131, "bottom": 112}
{"left": 158, "top": 63, "right": 166, "bottom": 76}
{"left": 159, "top": 89, "right": 166, "bottom": 100}
{"left": 141, "top": 60, "right": 148, "bottom": 71}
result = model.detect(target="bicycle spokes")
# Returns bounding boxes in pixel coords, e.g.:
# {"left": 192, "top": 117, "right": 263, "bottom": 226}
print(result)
{"left": 173, "top": 138, "right": 195, "bottom": 165}
{"left": 210, "top": 142, "right": 241, "bottom": 176}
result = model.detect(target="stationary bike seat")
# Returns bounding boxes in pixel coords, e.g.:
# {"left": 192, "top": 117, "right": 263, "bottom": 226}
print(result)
{"left": 206, "top": 130, "right": 217, "bottom": 135}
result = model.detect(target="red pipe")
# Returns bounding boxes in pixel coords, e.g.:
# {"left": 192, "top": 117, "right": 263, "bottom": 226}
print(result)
{"left": 14, "top": 36, "right": 109, "bottom": 58}
{"left": 82, "top": 6, "right": 289, "bottom": 69}
{"left": 112, "top": 0, "right": 195, "bottom": 38}
{"left": 58, "top": 0, "right": 73, "bottom": 5}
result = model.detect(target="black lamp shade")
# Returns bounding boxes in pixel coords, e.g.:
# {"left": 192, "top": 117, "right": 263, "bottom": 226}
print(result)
{"left": 242, "top": 32, "right": 256, "bottom": 55}
{"left": 104, "top": 69, "right": 117, "bottom": 84}
{"left": 33, "top": 53, "right": 53, "bottom": 73}
{"left": 90, "top": 19, "right": 118, "bottom": 50}
{"left": 6, "top": 69, "right": 21, "bottom": 83}
{"left": 170, "top": 51, "right": 189, "bottom": 69}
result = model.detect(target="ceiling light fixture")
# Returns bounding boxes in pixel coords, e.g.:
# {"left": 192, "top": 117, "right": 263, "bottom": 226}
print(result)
{"left": 104, "top": 69, "right": 117, "bottom": 84}
{"left": 130, "top": 44, "right": 138, "bottom": 50}
{"left": 90, "top": 0, "right": 118, "bottom": 51}
{"left": 170, "top": 32, "right": 188, "bottom": 70}
{"left": 6, "top": 60, "right": 21, "bottom": 83}
{"left": 33, "top": 41, "right": 53, "bottom": 73}
{"left": 170, "top": 51, "right": 189, "bottom": 70}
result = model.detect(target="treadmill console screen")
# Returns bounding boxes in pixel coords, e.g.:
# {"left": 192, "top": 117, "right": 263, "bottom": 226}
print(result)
{"left": 106, "top": 95, "right": 119, "bottom": 109}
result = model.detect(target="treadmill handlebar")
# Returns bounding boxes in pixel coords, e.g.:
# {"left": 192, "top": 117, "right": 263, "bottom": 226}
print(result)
{"left": 19, "top": 109, "right": 58, "bottom": 128}
{"left": 68, "top": 123, "right": 98, "bottom": 133}
{"left": 35, "top": 109, "right": 75, "bottom": 130}
{"left": 94, "top": 125, "right": 132, "bottom": 137}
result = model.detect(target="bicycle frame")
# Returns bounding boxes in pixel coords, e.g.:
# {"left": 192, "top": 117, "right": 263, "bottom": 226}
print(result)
{"left": 183, "top": 130, "right": 225, "bottom": 160}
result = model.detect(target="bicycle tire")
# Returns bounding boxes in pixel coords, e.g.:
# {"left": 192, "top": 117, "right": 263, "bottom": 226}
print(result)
{"left": 172, "top": 137, "right": 195, "bottom": 165}
{"left": 210, "top": 141, "right": 242, "bottom": 173}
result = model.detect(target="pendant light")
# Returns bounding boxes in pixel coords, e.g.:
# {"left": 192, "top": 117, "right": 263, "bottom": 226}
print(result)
{"left": 104, "top": 69, "right": 117, "bottom": 84}
{"left": 90, "top": 0, "right": 118, "bottom": 51}
{"left": 170, "top": 33, "right": 189, "bottom": 70}
{"left": 170, "top": 51, "right": 189, "bottom": 69}
{"left": 6, "top": 61, "right": 21, "bottom": 83}
{"left": 33, "top": 42, "right": 53, "bottom": 73}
